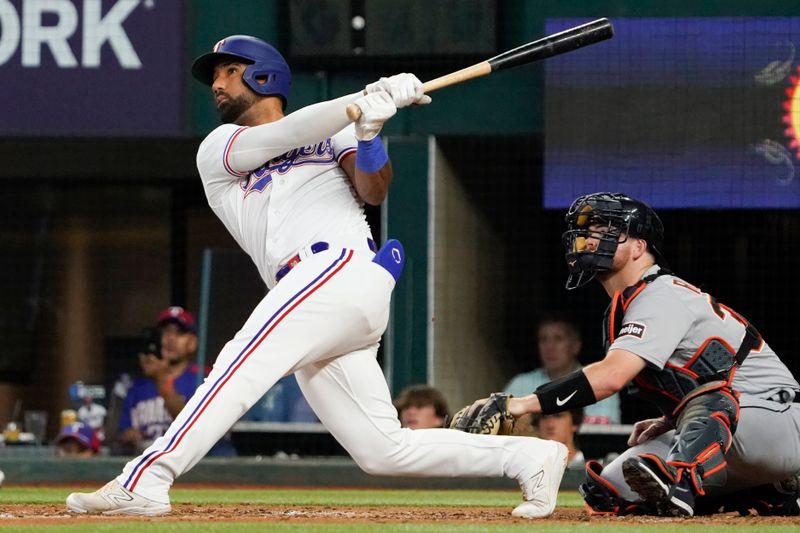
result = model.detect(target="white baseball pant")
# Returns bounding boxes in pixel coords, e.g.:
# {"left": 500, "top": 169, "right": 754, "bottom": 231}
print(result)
{"left": 116, "top": 248, "right": 554, "bottom": 503}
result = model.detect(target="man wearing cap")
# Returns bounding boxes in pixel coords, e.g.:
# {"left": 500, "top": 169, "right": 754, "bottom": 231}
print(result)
{"left": 116, "top": 307, "right": 201, "bottom": 454}
{"left": 56, "top": 422, "right": 101, "bottom": 458}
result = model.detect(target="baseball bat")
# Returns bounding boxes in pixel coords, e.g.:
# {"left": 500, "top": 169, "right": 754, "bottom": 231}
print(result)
{"left": 346, "top": 18, "right": 614, "bottom": 121}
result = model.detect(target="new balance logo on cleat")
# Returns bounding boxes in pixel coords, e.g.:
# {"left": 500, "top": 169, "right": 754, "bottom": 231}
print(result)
{"left": 109, "top": 490, "right": 135, "bottom": 504}
{"left": 529, "top": 469, "right": 545, "bottom": 491}
{"left": 512, "top": 441, "right": 568, "bottom": 519}
{"left": 66, "top": 480, "right": 171, "bottom": 516}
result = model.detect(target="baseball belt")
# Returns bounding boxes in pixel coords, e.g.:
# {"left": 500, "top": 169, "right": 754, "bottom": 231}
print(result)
{"left": 275, "top": 239, "right": 377, "bottom": 283}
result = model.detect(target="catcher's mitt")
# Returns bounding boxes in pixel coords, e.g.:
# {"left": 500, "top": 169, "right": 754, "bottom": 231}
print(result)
{"left": 447, "top": 392, "right": 516, "bottom": 435}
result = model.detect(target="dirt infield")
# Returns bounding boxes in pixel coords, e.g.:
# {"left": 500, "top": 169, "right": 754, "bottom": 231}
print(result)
{"left": 0, "top": 504, "right": 797, "bottom": 526}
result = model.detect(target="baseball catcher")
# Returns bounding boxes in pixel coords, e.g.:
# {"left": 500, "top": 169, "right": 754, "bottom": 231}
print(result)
{"left": 453, "top": 192, "right": 800, "bottom": 517}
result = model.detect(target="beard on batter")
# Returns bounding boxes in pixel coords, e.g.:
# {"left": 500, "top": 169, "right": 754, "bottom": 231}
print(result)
{"left": 216, "top": 91, "right": 257, "bottom": 124}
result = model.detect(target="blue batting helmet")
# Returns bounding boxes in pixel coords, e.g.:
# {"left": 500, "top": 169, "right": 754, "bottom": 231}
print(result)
{"left": 191, "top": 35, "right": 291, "bottom": 109}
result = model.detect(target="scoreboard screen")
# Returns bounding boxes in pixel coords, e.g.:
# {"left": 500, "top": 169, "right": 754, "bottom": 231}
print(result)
{"left": 544, "top": 18, "right": 800, "bottom": 208}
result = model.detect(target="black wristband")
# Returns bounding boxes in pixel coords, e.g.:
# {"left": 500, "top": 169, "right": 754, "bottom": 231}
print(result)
{"left": 535, "top": 369, "right": 596, "bottom": 414}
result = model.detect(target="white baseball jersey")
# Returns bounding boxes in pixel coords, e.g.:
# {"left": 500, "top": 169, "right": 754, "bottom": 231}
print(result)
{"left": 610, "top": 265, "right": 799, "bottom": 399}
{"left": 113, "top": 97, "right": 565, "bottom": 509}
{"left": 601, "top": 265, "right": 800, "bottom": 497}
{"left": 196, "top": 122, "right": 372, "bottom": 288}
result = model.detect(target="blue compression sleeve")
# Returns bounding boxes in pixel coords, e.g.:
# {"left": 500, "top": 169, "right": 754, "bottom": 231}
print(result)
{"left": 356, "top": 137, "right": 388, "bottom": 173}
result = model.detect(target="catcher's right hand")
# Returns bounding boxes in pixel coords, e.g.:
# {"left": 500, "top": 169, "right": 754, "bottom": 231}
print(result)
{"left": 447, "top": 392, "right": 516, "bottom": 435}
{"left": 627, "top": 416, "right": 674, "bottom": 446}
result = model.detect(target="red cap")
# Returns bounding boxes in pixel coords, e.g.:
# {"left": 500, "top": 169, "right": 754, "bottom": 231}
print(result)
{"left": 56, "top": 422, "right": 101, "bottom": 453}
{"left": 157, "top": 306, "right": 196, "bottom": 333}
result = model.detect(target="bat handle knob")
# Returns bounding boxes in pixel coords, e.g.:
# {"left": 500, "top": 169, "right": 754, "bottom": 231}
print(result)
{"left": 346, "top": 103, "right": 362, "bottom": 121}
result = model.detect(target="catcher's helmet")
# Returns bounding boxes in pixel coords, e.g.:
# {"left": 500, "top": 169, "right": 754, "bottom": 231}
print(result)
{"left": 562, "top": 192, "right": 665, "bottom": 290}
{"left": 191, "top": 35, "right": 291, "bottom": 109}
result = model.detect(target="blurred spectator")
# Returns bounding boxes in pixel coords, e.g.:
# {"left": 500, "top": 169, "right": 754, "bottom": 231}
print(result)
{"left": 393, "top": 385, "right": 449, "bottom": 429}
{"left": 55, "top": 422, "right": 100, "bottom": 458}
{"left": 115, "top": 306, "right": 204, "bottom": 454}
{"left": 504, "top": 315, "right": 621, "bottom": 424}
{"left": 77, "top": 394, "right": 107, "bottom": 442}
{"left": 240, "top": 374, "right": 317, "bottom": 423}
{"left": 532, "top": 408, "right": 585, "bottom": 469}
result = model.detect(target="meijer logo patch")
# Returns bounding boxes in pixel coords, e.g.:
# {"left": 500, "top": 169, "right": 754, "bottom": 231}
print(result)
{"left": 619, "top": 322, "right": 646, "bottom": 338}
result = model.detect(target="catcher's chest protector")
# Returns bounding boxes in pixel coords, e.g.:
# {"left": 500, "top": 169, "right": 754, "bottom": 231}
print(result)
{"left": 602, "top": 270, "right": 761, "bottom": 418}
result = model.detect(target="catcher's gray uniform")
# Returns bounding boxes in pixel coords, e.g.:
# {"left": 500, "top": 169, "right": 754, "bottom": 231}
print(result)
{"left": 597, "top": 265, "right": 800, "bottom": 501}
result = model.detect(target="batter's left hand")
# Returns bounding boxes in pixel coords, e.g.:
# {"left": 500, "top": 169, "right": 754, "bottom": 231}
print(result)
{"left": 366, "top": 74, "right": 432, "bottom": 108}
{"left": 353, "top": 91, "right": 397, "bottom": 141}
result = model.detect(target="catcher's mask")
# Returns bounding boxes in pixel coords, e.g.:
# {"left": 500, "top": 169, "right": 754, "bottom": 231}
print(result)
{"left": 562, "top": 192, "right": 665, "bottom": 290}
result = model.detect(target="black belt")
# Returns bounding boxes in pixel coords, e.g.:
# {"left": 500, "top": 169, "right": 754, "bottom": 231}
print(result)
{"left": 275, "top": 239, "right": 377, "bottom": 283}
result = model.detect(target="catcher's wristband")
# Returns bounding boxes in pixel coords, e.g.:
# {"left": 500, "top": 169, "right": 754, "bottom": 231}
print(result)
{"left": 356, "top": 137, "right": 388, "bottom": 173}
{"left": 535, "top": 369, "right": 596, "bottom": 414}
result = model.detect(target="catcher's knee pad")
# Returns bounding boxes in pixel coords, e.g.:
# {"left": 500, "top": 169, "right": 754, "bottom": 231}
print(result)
{"left": 579, "top": 460, "right": 647, "bottom": 515}
{"left": 667, "top": 386, "right": 739, "bottom": 495}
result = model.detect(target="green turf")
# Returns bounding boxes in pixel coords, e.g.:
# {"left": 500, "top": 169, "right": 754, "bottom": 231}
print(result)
{"left": 0, "top": 486, "right": 582, "bottom": 507}
{"left": 1, "top": 487, "right": 796, "bottom": 532}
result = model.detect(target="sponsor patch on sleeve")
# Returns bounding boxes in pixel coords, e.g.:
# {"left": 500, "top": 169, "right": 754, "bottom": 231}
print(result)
{"left": 618, "top": 322, "right": 646, "bottom": 339}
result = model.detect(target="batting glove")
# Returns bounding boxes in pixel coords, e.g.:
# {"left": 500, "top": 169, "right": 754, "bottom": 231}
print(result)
{"left": 365, "top": 73, "right": 432, "bottom": 108}
{"left": 353, "top": 90, "right": 397, "bottom": 141}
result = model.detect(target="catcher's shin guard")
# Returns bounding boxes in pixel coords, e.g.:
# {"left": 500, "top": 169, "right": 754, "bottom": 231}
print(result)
{"left": 666, "top": 385, "right": 739, "bottom": 496}
{"left": 579, "top": 460, "right": 646, "bottom": 515}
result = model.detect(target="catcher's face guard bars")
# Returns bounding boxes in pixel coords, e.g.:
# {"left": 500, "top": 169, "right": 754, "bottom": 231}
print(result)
{"left": 562, "top": 198, "right": 631, "bottom": 290}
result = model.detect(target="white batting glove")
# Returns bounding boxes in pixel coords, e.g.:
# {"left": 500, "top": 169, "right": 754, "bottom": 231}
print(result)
{"left": 365, "top": 73, "right": 432, "bottom": 108}
{"left": 353, "top": 90, "right": 397, "bottom": 141}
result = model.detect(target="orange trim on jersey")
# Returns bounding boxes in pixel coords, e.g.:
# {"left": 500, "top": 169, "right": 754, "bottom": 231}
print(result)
{"left": 719, "top": 303, "right": 747, "bottom": 325}
{"left": 608, "top": 290, "right": 621, "bottom": 345}
{"left": 622, "top": 282, "right": 647, "bottom": 310}
{"left": 672, "top": 278, "right": 701, "bottom": 293}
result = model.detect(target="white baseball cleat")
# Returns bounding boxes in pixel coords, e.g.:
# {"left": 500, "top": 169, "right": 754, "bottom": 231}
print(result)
{"left": 66, "top": 480, "right": 171, "bottom": 516}
{"left": 512, "top": 441, "right": 568, "bottom": 519}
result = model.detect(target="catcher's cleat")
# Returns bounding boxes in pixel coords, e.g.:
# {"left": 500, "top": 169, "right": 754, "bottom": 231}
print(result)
{"left": 762, "top": 472, "right": 800, "bottom": 516}
{"left": 512, "top": 440, "right": 568, "bottom": 519}
{"left": 66, "top": 480, "right": 171, "bottom": 516}
{"left": 623, "top": 455, "right": 694, "bottom": 517}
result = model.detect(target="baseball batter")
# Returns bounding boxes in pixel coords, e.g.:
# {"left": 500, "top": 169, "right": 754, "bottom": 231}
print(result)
{"left": 66, "top": 35, "right": 567, "bottom": 518}
{"left": 491, "top": 192, "right": 800, "bottom": 516}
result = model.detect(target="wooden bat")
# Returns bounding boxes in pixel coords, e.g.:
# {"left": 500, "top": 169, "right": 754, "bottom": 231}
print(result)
{"left": 346, "top": 18, "right": 614, "bottom": 121}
